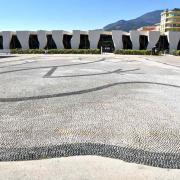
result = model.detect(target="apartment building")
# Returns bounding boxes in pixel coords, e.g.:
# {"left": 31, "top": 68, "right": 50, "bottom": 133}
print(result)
{"left": 160, "top": 8, "right": 180, "bottom": 32}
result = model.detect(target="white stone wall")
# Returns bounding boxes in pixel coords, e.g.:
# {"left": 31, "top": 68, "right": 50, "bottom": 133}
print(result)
{"left": 0, "top": 30, "right": 179, "bottom": 52}
{"left": 89, "top": 30, "right": 101, "bottom": 49}
{"left": 130, "top": 30, "right": 140, "bottom": 50}
{"left": 52, "top": 30, "right": 64, "bottom": 49}
{"left": 147, "top": 31, "right": 160, "bottom": 50}
{"left": 2, "top": 31, "right": 13, "bottom": 50}
{"left": 166, "top": 31, "right": 180, "bottom": 52}
{"left": 16, "top": 31, "right": 30, "bottom": 49}
{"left": 112, "top": 30, "right": 124, "bottom": 49}
{"left": 71, "top": 30, "right": 81, "bottom": 49}
{"left": 37, "top": 30, "right": 48, "bottom": 49}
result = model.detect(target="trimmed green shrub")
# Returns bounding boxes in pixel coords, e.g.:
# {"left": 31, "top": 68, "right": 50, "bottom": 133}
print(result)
{"left": 48, "top": 49, "right": 100, "bottom": 54}
{"left": 11, "top": 49, "right": 100, "bottom": 54}
{"left": 172, "top": 50, "right": 180, "bottom": 56}
{"left": 114, "top": 49, "right": 152, "bottom": 55}
{"left": 11, "top": 49, "right": 44, "bottom": 54}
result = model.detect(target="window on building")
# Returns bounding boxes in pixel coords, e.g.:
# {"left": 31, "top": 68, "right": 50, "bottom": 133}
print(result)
{"left": 63, "top": 35, "right": 72, "bottom": 49}
{"left": 0, "top": 36, "right": 3, "bottom": 49}
{"left": 139, "top": 35, "right": 148, "bottom": 50}
{"left": 98, "top": 35, "right": 115, "bottom": 52}
{"left": 122, "top": 35, "right": 132, "bottom": 49}
{"left": 156, "top": 36, "right": 169, "bottom": 51}
{"left": 79, "top": 35, "right": 90, "bottom": 49}
{"left": 177, "top": 40, "right": 180, "bottom": 50}
{"left": 29, "top": 35, "right": 39, "bottom": 49}
{"left": 10, "top": 35, "right": 22, "bottom": 49}
{"left": 45, "top": 35, "right": 57, "bottom": 49}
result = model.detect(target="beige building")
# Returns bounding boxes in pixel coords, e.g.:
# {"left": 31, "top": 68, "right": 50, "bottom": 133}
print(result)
{"left": 160, "top": 8, "right": 180, "bottom": 32}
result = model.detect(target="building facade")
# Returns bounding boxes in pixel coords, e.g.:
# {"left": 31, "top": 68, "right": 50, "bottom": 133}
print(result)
{"left": 160, "top": 8, "right": 180, "bottom": 32}
{"left": 0, "top": 30, "right": 180, "bottom": 53}
{"left": 138, "top": 24, "right": 160, "bottom": 32}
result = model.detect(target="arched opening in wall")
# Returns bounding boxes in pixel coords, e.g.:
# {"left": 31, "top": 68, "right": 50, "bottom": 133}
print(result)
{"left": 177, "top": 39, "right": 180, "bottom": 50}
{"left": 139, "top": 35, "right": 148, "bottom": 50}
{"left": 97, "top": 35, "right": 115, "bottom": 53}
{"left": 63, "top": 35, "right": 72, "bottom": 49}
{"left": 29, "top": 35, "right": 39, "bottom": 49}
{"left": 79, "top": 35, "right": 90, "bottom": 49}
{"left": 122, "top": 35, "right": 132, "bottom": 49}
{"left": 155, "top": 35, "right": 169, "bottom": 52}
{"left": 0, "top": 36, "right": 3, "bottom": 49}
{"left": 45, "top": 35, "right": 57, "bottom": 49}
{"left": 10, "top": 35, "right": 22, "bottom": 49}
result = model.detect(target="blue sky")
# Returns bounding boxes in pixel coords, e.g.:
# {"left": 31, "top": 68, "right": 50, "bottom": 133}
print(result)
{"left": 0, "top": 0, "right": 179, "bottom": 31}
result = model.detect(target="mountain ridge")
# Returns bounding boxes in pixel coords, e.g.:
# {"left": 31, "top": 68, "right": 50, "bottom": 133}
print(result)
{"left": 103, "top": 10, "right": 163, "bottom": 32}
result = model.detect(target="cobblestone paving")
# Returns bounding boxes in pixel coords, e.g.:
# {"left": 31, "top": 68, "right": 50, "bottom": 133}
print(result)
{"left": 0, "top": 55, "right": 180, "bottom": 168}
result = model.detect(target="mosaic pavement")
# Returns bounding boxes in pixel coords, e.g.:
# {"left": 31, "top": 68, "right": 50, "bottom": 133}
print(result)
{"left": 0, "top": 55, "right": 180, "bottom": 169}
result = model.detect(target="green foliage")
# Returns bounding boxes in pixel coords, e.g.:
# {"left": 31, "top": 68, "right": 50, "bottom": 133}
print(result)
{"left": 10, "top": 49, "right": 101, "bottom": 54}
{"left": 48, "top": 49, "right": 100, "bottom": 54}
{"left": 114, "top": 49, "right": 152, "bottom": 55}
{"left": 171, "top": 50, "right": 180, "bottom": 56}
{"left": 11, "top": 49, "right": 44, "bottom": 54}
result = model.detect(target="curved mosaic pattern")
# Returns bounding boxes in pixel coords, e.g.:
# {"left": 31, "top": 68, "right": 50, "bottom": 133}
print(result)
{"left": 0, "top": 81, "right": 180, "bottom": 102}
{"left": 1, "top": 143, "right": 180, "bottom": 169}
{"left": 43, "top": 67, "right": 140, "bottom": 78}
{"left": 142, "top": 57, "right": 180, "bottom": 68}
{"left": 1, "top": 55, "right": 180, "bottom": 169}
{"left": 0, "top": 58, "right": 106, "bottom": 75}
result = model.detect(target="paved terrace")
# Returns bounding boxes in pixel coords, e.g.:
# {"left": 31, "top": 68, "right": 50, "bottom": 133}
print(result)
{"left": 0, "top": 54, "right": 180, "bottom": 179}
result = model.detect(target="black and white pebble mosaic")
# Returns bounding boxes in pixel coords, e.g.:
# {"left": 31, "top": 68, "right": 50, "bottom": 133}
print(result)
{"left": 1, "top": 55, "right": 180, "bottom": 169}
{"left": 1, "top": 143, "right": 180, "bottom": 169}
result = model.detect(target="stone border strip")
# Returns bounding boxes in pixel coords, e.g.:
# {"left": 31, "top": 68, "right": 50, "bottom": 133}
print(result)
{"left": 1, "top": 143, "right": 180, "bottom": 169}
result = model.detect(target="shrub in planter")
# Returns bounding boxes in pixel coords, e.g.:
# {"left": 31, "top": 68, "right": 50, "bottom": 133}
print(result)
{"left": 172, "top": 50, "right": 180, "bottom": 56}
{"left": 177, "top": 50, "right": 180, "bottom": 56}
{"left": 11, "top": 49, "right": 44, "bottom": 54}
{"left": 11, "top": 48, "right": 101, "bottom": 54}
{"left": 114, "top": 49, "right": 152, "bottom": 55}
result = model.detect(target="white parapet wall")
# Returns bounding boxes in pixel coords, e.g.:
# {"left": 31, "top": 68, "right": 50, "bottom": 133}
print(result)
{"left": 52, "top": 30, "right": 64, "bottom": 49}
{"left": 37, "top": 30, "right": 48, "bottom": 49}
{"left": 2, "top": 31, "right": 13, "bottom": 51}
{"left": 165, "top": 31, "right": 180, "bottom": 52}
{"left": 71, "top": 30, "right": 89, "bottom": 49}
{"left": 89, "top": 30, "right": 102, "bottom": 49}
{"left": 71, "top": 30, "right": 81, "bottom": 49}
{"left": 147, "top": 31, "right": 160, "bottom": 50}
{"left": 0, "top": 30, "right": 179, "bottom": 52}
{"left": 112, "top": 30, "right": 124, "bottom": 49}
{"left": 130, "top": 30, "right": 140, "bottom": 50}
{"left": 16, "top": 31, "right": 30, "bottom": 49}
